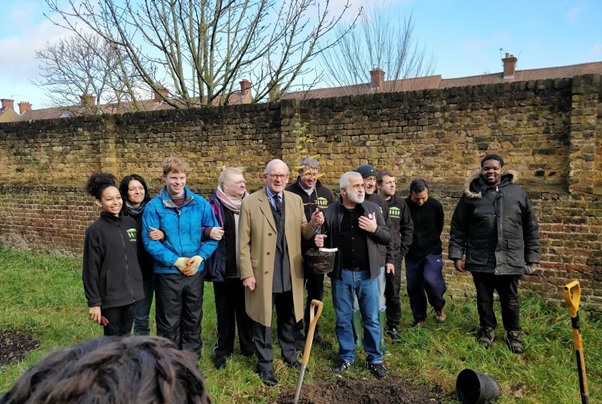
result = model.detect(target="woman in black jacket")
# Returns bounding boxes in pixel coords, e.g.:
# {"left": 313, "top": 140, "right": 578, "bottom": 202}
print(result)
{"left": 83, "top": 173, "right": 144, "bottom": 336}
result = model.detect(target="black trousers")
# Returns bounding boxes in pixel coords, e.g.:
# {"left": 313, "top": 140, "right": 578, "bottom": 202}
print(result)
{"left": 384, "top": 253, "right": 403, "bottom": 329}
{"left": 213, "top": 278, "right": 254, "bottom": 358}
{"left": 253, "top": 291, "right": 297, "bottom": 372}
{"left": 102, "top": 304, "right": 135, "bottom": 336}
{"left": 155, "top": 271, "right": 205, "bottom": 357}
{"left": 472, "top": 272, "right": 521, "bottom": 332}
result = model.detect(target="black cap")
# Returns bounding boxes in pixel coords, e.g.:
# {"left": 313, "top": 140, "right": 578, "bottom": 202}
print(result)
{"left": 481, "top": 154, "right": 504, "bottom": 167}
{"left": 354, "top": 164, "right": 377, "bottom": 178}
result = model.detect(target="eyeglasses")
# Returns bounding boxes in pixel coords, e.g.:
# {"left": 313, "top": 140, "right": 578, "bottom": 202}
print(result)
{"left": 268, "top": 173, "right": 289, "bottom": 180}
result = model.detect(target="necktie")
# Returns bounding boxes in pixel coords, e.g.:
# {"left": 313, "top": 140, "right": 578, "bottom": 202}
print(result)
{"left": 273, "top": 194, "right": 283, "bottom": 215}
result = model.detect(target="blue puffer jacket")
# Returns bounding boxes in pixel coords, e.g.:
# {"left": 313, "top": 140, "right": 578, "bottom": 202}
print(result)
{"left": 142, "top": 186, "right": 219, "bottom": 275}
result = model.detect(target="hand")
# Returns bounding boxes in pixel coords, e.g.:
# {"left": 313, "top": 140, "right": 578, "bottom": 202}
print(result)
{"left": 174, "top": 257, "right": 189, "bottom": 272}
{"left": 315, "top": 234, "right": 326, "bottom": 248}
{"left": 89, "top": 306, "right": 101, "bottom": 325}
{"left": 209, "top": 227, "right": 224, "bottom": 241}
{"left": 386, "top": 263, "right": 395, "bottom": 274}
{"left": 310, "top": 208, "right": 324, "bottom": 228}
{"left": 454, "top": 259, "right": 465, "bottom": 272}
{"left": 243, "top": 276, "right": 256, "bottom": 291}
{"left": 183, "top": 255, "right": 203, "bottom": 276}
{"left": 148, "top": 227, "right": 164, "bottom": 241}
{"left": 358, "top": 213, "right": 377, "bottom": 233}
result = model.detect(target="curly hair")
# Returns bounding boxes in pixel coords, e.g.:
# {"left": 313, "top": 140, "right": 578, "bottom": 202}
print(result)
{"left": 85, "top": 173, "right": 117, "bottom": 200}
{"left": 0, "top": 336, "right": 211, "bottom": 404}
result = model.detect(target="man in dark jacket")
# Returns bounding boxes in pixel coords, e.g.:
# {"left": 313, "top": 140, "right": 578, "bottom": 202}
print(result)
{"left": 405, "top": 179, "right": 446, "bottom": 327}
{"left": 285, "top": 157, "right": 334, "bottom": 350}
{"left": 449, "top": 154, "right": 540, "bottom": 354}
{"left": 316, "top": 171, "right": 391, "bottom": 379}
{"left": 376, "top": 169, "right": 413, "bottom": 341}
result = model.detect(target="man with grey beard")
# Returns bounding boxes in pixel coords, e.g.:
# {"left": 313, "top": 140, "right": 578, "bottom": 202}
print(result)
{"left": 315, "top": 172, "right": 390, "bottom": 379}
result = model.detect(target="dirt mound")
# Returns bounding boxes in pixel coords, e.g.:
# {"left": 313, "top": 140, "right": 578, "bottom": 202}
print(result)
{"left": 276, "top": 377, "right": 444, "bottom": 403}
{"left": 0, "top": 329, "right": 40, "bottom": 367}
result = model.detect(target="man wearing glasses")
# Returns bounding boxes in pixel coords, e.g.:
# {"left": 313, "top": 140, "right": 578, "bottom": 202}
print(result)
{"left": 240, "top": 159, "right": 323, "bottom": 386}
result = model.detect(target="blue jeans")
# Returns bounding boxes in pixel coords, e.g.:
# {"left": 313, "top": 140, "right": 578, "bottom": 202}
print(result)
{"left": 405, "top": 254, "right": 446, "bottom": 321}
{"left": 352, "top": 266, "right": 386, "bottom": 312}
{"left": 133, "top": 277, "right": 154, "bottom": 336}
{"left": 332, "top": 269, "right": 382, "bottom": 364}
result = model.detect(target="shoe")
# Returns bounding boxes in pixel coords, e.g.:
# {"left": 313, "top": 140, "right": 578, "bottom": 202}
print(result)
{"left": 257, "top": 370, "right": 278, "bottom": 387}
{"left": 367, "top": 362, "right": 387, "bottom": 379}
{"left": 411, "top": 319, "right": 426, "bottom": 328}
{"left": 284, "top": 359, "right": 303, "bottom": 370}
{"left": 314, "top": 334, "right": 333, "bottom": 350}
{"left": 333, "top": 359, "right": 351, "bottom": 374}
{"left": 477, "top": 327, "right": 495, "bottom": 349}
{"left": 435, "top": 308, "right": 447, "bottom": 323}
{"left": 214, "top": 355, "right": 227, "bottom": 370}
{"left": 506, "top": 331, "right": 524, "bottom": 354}
{"left": 385, "top": 327, "right": 402, "bottom": 343}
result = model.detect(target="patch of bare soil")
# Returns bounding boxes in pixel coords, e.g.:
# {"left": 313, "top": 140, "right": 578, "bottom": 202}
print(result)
{"left": 0, "top": 329, "right": 40, "bottom": 367}
{"left": 276, "top": 377, "right": 446, "bottom": 403}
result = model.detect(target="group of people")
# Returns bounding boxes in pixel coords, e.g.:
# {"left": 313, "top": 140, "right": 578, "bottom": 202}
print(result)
{"left": 75, "top": 152, "right": 540, "bottom": 388}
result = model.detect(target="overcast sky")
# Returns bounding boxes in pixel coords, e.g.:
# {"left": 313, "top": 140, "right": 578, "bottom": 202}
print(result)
{"left": 1, "top": 0, "right": 600, "bottom": 109}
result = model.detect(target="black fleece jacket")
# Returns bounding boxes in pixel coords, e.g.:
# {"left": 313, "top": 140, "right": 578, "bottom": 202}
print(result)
{"left": 83, "top": 211, "right": 144, "bottom": 309}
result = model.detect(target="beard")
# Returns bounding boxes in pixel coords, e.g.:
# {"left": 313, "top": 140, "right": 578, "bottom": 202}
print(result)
{"left": 348, "top": 191, "right": 365, "bottom": 204}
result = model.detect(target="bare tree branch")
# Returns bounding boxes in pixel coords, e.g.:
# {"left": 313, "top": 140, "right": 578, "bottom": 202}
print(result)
{"left": 44, "top": 0, "right": 357, "bottom": 108}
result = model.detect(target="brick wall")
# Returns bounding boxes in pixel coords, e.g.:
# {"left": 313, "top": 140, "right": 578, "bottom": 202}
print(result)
{"left": 1, "top": 75, "right": 600, "bottom": 308}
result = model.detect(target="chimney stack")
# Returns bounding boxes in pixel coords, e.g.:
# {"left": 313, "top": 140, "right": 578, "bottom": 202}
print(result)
{"left": 502, "top": 53, "right": 518, "bottom": 79}
{"left": 18, "top": 102, "right": 32, "bottom": 114}
{"left": 1, "top": 99, "right": 15, "bottom": 111}
{"left": 370, "top": 68, "right": 385, "bottom": 89}
{"left": 80, "top": 94, "right": 95, "bottom": 106}
{"left": 154, "top": 85, "right": 169, "bottom": 101}
{"left": 240, "top": 79, "right": 252, "bottom": 94}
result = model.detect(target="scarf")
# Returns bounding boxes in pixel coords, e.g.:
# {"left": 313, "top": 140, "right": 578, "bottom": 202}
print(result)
{"left": 126, "top": 200, "right": 146, "bottom": 216}
{"left": 215, "top": 186, "right": 246, "bottom": 214}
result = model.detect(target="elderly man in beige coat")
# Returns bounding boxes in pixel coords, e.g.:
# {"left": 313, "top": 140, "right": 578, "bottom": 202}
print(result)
{"left": 240, "top": 159, "right": 323, "bottom": 387}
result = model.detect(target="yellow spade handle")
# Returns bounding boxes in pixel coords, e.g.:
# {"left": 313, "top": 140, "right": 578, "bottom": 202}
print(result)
{"left": 563, "top": 281, "right": 581, "bottom": 318}
{"left": 300, "top": 299, "right": 324, "bottom": 366}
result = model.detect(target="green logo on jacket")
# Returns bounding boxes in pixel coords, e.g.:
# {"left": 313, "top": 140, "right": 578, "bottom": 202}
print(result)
{"left": 127, "top": 228, "right": 137, "bottom": 242}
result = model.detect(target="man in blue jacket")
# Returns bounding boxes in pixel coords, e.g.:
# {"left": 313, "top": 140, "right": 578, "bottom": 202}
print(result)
{"left": 143, "top": 157, "right": 219, "bottom": 357}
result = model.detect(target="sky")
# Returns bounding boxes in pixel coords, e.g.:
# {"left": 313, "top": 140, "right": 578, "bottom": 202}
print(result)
{"left": 1, "top": 0, "right": 601, "bottom": 110}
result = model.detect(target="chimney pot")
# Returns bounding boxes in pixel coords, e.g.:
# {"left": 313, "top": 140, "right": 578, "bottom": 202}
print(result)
{"left": 240, "top": 79, "right": 252, "bottom": 94}
{"left": 502, "top": 53, "right": 518, "bottom": 79}
{"left": 18, "top": 101, "right": 32, "bottom": 114}
{"left": 1, "top": 98, "right": 15, "bottom": 111}
{"left": 154, "top": 85, "right": 169, "bottom": 101}
{"left": 370, "top": 68, "right": 385, "bottom": 89}
{"left": 80, "top": 94, "right": 95, "bottom": 106}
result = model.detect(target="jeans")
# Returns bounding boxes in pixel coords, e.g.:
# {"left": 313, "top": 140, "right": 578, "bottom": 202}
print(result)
{"left": 405, "top": 254, "right": 446, "bottom": 321}
{"left": 472, "top": 272, "right": 521, "bottom": 332}
{"left": 352, "top": 266, "right": 386, "bottom": 313}
{"left": 133, "top": 276, "right": 154, "bottom": 336}
{"left": 332, "top": 269, "right": 382, "bottom": 364}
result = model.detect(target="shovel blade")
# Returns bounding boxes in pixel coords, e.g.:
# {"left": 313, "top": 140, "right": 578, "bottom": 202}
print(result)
{"left": 293, "top": 366, "right": 308, "bottom": 404}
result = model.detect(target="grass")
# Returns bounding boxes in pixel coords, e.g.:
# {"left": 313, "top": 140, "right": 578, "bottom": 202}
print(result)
{"left": 0, "top": 247, "right": 600, "bottom": 403}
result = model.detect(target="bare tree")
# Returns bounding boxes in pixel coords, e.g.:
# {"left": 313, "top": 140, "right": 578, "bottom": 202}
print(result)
{"left": 319, "top": 1, "right": 436, "bottom": 93}
{"left": 33, "top": 32, "right": 145, "bottom": 113}
{"left": 44, "top": 0, "right": 357, "bottom": 108}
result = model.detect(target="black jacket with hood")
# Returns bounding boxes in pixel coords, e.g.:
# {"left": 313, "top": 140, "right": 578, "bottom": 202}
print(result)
{"left": 448, "top": 170, "right": 540, "bottom": 275}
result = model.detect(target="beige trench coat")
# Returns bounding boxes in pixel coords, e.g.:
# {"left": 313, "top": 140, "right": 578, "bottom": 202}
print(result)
{"left": 239, "top": 188, "right": 315, "bottom": 327}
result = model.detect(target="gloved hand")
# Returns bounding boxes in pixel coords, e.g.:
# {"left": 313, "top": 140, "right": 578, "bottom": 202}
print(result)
{"left": 183, "top": 255, "right": 203, "bottom": 276}
{"left": 174, "top": 257, "right": 189, "bottom": 272}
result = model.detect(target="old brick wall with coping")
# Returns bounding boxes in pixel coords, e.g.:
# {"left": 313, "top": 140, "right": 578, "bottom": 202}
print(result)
{"left": 0, "top": 75, "right": 600, "bottom": 309}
